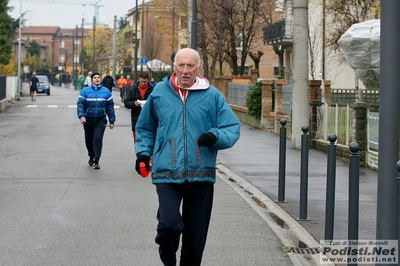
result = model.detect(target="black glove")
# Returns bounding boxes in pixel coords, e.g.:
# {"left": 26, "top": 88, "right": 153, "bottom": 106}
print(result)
{"left": 135, "top": 155, "right": 151, "bottom": 175}
{"left": 197, "top": 132, "right": 217, "bottom": 147}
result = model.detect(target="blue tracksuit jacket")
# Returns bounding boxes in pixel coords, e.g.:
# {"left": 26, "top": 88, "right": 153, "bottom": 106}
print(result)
{"left": 135, "top": 75, "right": 240, "bottom": 184}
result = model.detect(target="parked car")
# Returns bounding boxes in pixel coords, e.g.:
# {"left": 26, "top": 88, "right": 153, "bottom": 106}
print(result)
{"left": 37, "top": 75, "right": 50, "bottom": 95}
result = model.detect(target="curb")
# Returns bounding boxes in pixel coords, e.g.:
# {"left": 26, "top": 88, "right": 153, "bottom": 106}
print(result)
{"left": 217, "top": 163, "right": 334, "bottom": 266}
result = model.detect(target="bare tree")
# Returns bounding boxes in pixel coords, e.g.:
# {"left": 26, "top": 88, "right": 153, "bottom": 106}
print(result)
{"left": 142, "top": 20, "right": 163, "bottom": 60}
{"left": 197, "top": 0, "right": 264, "bottom": 76}
{"left": 196, "top": 0, "right": 230, "bottom": 79}
{"left": 325, "top": 0, "right": 380, "bottom": 52}
{"left": 153, "top": 0, "right": 270, "bottom": 78}
{"left": 257, "top": 0, "right": 284, "bottom": 77}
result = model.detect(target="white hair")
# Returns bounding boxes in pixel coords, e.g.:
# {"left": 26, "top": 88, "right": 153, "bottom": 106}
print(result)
{"left": 174, "top": 48, "right": 201, "bottom": 66}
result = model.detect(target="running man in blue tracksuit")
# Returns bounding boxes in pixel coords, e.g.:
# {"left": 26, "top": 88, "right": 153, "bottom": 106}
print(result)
{"left": 135, "top": 48, "right": 241, "bottom": 266}
{"left": 77, "top": 72, "right": 116, "bottom": 170}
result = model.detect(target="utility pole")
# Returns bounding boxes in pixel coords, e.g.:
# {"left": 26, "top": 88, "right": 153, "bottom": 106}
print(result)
{"left": 190, "top": 0, "right": 197, "bottom": 50}
{"left": 322, "top": 0, "right": 325, "bottom": 79}
{"left": 92, "top": 15, "right": 96, "bottom": 72}
{"left": 134, "top": 0, "right": 138, "bottom": 85}
{"left": 112, "top": 15, "right": 117, "bottom": 81}
{"left": 376, "top": 0, "right": 400, "bottom": 246}
{"left": 291, "top": 0, "right": 309, "bottom": 149}
{"left": 72, "top": 27, "right": 75, "bottom": 78}
{"left": 81, "top": 18, "right": 84, "bottom": 75}
{"left": 75, "top": 24, "right": 78, "bottom": 76}
{"left": 17, "top": 0, "right": 22, "bottom": 99}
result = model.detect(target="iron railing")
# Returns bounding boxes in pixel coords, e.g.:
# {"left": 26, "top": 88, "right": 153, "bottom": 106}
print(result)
{"left": 263, "top": 19, "right": 293, "bottom": 44}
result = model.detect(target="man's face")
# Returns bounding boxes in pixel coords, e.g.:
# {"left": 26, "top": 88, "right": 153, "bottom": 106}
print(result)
{"left": 88, "top": 71, "right": 92, "bottom": 77}
{"left": 174, "top": 50, "right": 200, "bottom": 89}
{"left": 139, "top": 78, "right": 148, "bottom": 87}
{"left": 92, "top": 75, "right": 101, "bottom": 85}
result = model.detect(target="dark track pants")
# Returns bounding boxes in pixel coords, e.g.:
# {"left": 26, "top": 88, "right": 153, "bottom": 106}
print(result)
{"left": 83, "top": 117, "right": 107, "bottom": 163}
{"left": 155, "top": 181, "right": 214, "bottom": 266}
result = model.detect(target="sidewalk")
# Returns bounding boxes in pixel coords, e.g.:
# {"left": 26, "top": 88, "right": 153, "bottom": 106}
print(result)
{"left": 113, "top": 94, "right": 378, "bottom": 265}
{"left": 217, "top": 123, "right": 377, "bottom": 249}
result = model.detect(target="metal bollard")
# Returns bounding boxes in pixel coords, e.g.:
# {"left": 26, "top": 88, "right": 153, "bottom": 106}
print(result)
{"left": 298, "top": 125, "right": 310, "bottom": 221}
{"left": 276, "top": 118, "right": 287, "bottom": 203}
{"left": 395, "top": 161, "right": 400, "bottom": 242}
{"left": 324, "top": 133, "right": 337, "bottom": 242}
{"left": 348, "top": 142, "right": 360, "bottom": 266}
{"left": 348, "top": 142, "right": 360, "bottom": 241}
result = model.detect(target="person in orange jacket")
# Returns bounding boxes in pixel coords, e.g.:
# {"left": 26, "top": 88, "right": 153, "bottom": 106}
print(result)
{"left": 118, "top": 75, "right": 127, "bottom": 101}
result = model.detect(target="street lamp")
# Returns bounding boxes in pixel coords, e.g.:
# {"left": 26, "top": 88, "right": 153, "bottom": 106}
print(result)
{"left": 72, "top": 28, "right": 75, "bottom": 77}
{"left": 17, "top": 0, "right": 22, "bottom": 99}
{"left": 72, "top": 25, "right": 79, "bottom": 89}
{"left": 92, "top": 15, "right": 96, "bottom": 72}
{"left": 112, "top": 15, "right": 117, "bottom": 81}
{"left": 50, "top": 38, "right": 54, "bottom": 69}
{"left": 81, "top": 18, "right": 84, "bottom": 75}
{"left": 49, "top": 38, "right": 55, "bottom": 84}
{"left": 59, "top": 32, "right": 68, "bottom": 86}
{"left": 191, "top": 0, "right": 197, "bottom": 50}
{"left": 134, "top": 0, "right": 138, "bottom": 85}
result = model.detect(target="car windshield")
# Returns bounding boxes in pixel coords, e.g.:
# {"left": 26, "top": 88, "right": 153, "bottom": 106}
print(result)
{"left": 37, "top": 76, "right": 49, "bottom": 83}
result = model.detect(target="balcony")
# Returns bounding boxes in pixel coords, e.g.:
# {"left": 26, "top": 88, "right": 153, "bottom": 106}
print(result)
{"left": 263, "top": 19, "right": 293, "bottom": 46}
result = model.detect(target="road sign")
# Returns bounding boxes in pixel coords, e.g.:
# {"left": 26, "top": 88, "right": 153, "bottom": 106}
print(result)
{"left": 140, "top": 57, "right": 148, "bottom": 65}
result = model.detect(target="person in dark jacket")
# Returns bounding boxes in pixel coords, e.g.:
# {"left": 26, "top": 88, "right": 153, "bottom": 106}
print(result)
{"left": 29, "top": 72, "right": 39, "bottom": 102}
{"left": 77, "top": 72, "right": 116, "bottom": 170}
{"left": 124, "top": 71, "right": 154, "bottom": 143}
{"left": 134, "top": 48, "right": 240, "bottom": 266}
{"left": 101, "top": 71, "right": 115, "bottom": 92}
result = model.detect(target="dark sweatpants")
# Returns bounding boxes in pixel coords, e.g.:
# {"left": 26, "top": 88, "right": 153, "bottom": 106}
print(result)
{"left": 83, "top": 117, "right": 107, "bottom": 163}
{"left": 155, "top": 181, "right": 214, "bottom": 266}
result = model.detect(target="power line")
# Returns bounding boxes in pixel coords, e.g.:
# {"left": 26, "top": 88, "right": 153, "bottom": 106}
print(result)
{"left": 11, "top": 0, "right": 103, "bottom": 23}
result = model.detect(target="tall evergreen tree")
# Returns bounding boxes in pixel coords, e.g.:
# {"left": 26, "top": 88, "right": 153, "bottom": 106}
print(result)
{"left": 27, "top": 39, "right": 40, "bottom": 57}
{"left": 0, "top": 0, "right": 13, "bottom": 65}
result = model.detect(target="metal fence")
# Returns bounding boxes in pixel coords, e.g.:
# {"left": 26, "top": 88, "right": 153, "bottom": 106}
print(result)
{"left": 282, "top": 84, "right": 292, "bottom": 115}
{"left": 228, "top": 82, "right": 249, "bottom": 106}
{"left": 316, "top": 104, "right": 355, "bottom": 146}
{"left": 367, "top": 111, "right": 379, "bottom": 169}
{"left": 316, "top": 106, "right": 380, "bottom": 169}
{"left": 331, "top": 89, "right": 379, "bottom": 106}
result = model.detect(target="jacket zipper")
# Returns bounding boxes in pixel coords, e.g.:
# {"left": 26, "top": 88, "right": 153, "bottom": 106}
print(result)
{"left": 95, "top": 87, "right": 98, "bottom": 118}
{"left": 183, "top": 101, "right": 188, "bottom": 180}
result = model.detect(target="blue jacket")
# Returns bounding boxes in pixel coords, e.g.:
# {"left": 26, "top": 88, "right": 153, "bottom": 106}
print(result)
{"left": 135, "top": 75, "right": 240, "bottom": 184}
{"left": 77, "top": 84, "right": 116, "bottom": 124}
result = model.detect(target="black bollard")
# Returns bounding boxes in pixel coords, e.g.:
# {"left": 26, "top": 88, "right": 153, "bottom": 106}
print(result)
{"left": 348, "top": 142, "right": 360, "bottom": 266}
{"left": 395, "top": 161, "right": 400, "bottom": 242}
{"left": 324, "top": 133, "right": 337, "bottom": 242}
{"left": 348, "top": 142, "right": 360, "bottom": 241}
{"left": 298, "top": 125, "right": 310, "bottom": 221}
{"left": 276, "top": 118, "right": 287, "bottom": 203}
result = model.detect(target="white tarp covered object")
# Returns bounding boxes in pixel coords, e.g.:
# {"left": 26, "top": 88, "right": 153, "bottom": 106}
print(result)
{"left": 136, "top": 59, "right": 172, "bottom": 71}
{"left": 338, "top": 19, "right": 380, "bottom": 90}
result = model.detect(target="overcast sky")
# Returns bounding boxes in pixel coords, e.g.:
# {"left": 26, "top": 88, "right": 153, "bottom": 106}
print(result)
{"left": 8, "top": 0, "right": 148, "bottom": 29}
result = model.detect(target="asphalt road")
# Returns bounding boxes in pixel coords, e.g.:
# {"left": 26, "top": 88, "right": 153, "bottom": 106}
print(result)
{"left": 0, "top": 85, "right": 297, "bottom": 266}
